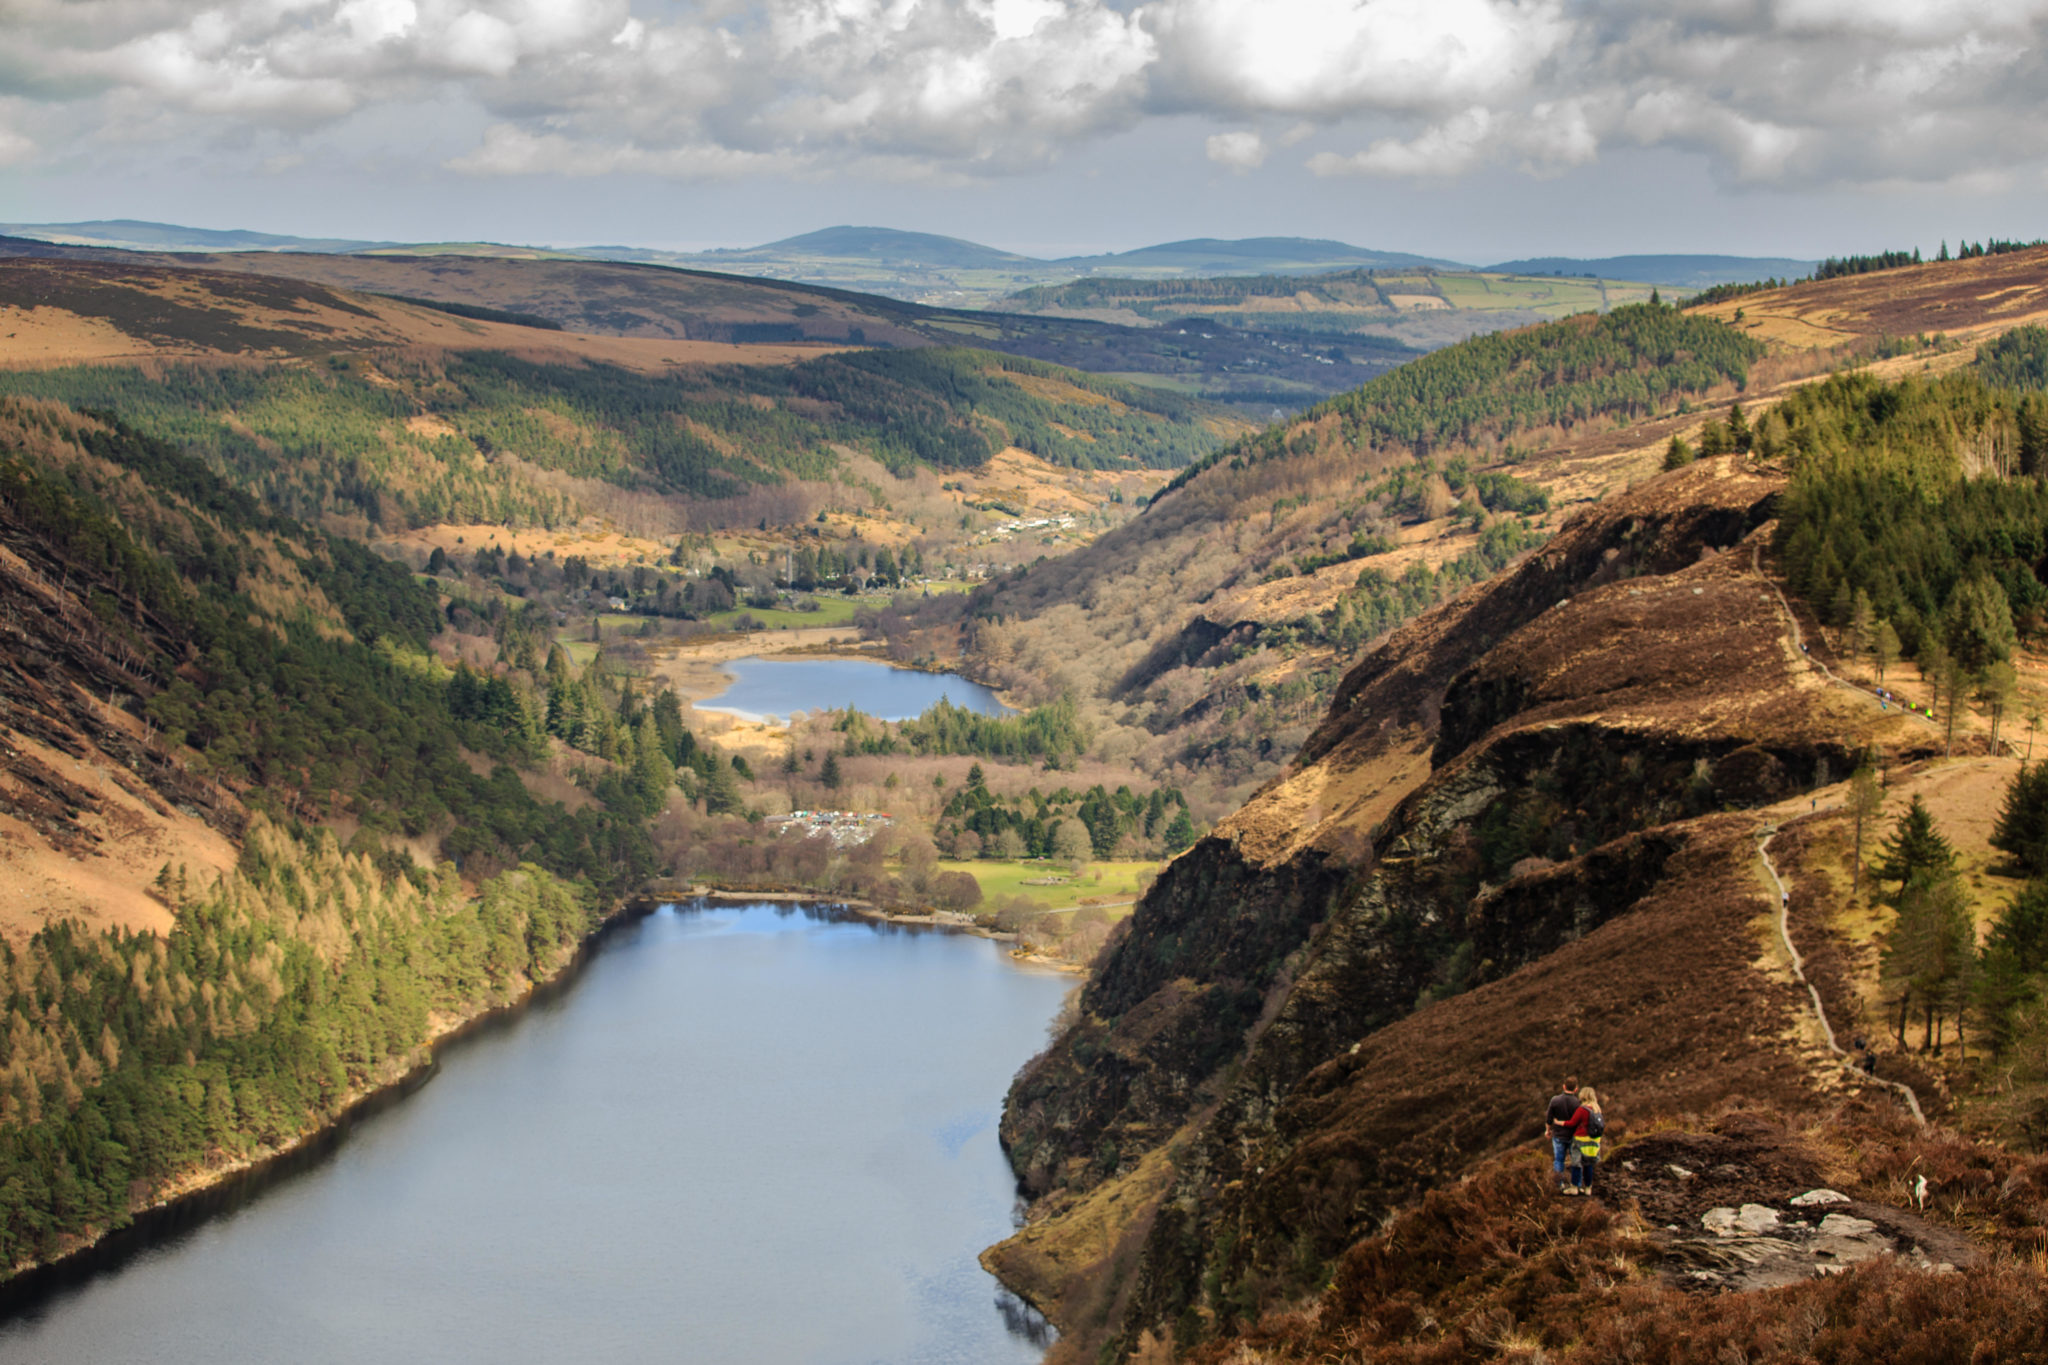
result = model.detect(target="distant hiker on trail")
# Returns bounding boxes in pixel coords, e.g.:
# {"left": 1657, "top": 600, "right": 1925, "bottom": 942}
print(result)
{"left": 1566, "top": 1087, "right": 1605, "bottom": 1195}
{"left": 1545, "top": 1077, "right": 1581, "bottom": 1193}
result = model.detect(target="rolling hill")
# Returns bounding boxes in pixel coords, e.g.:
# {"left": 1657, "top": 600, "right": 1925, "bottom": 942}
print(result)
{"left": 0, "top": 395, "right": 688, "bottom": 1271}
{"left": 1057, "top": 236, "right": 1456, "bottom": 275}
{"left": 998, "top": 264, "right": 1666, "bottom": 351}
{"left": 683, "top": 225, "right": 1040, "bottom": 271}
{"left": 606, "top": 229, "right": 1461, "bottom": 306}
{"left": 1487, "top": 252, "right": 1818, "bottom": 287}
{"left": 0, "top": 219, "right": 391, "bottom": 254}
{"left": 0, "top": 220, "right": 1466, "bottom": 308}
{"left": 0, "top": 237, "right": 1419, "bottom": 416}
{"left": 0, "top": 255, "right": 1249, "bottom": 539}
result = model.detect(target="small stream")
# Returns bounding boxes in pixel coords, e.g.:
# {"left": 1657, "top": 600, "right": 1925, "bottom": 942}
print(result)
{"left": 0, "top": 902, "right": 1066, "bottom": 1364}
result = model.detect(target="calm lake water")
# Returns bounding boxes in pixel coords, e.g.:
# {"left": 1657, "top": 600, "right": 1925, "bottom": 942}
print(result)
{"left": 696, "top": 657, "right": 1010, "bottom": 723}
{"left": 0, "top": 902, "right": 1068, "bottom": 1365}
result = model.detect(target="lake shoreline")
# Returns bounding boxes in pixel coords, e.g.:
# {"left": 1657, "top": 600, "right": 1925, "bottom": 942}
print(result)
{"left": 651, "top": 625, "right": 1030, "bottom": 724}
{"left": 0, "top": 893, "right": 668, "bottom": 1307}
{"left": 0, "top": 884, "right": 1068, "bottom": 1314}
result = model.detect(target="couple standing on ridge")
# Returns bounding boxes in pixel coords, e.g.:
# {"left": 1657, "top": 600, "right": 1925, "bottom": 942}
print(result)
{"left": 1545, "top": 1077, "right": 1604, "bottom": 1195}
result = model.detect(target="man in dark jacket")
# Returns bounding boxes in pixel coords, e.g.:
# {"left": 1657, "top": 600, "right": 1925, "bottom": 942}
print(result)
{"left": 1546, "top": 1077, "right": 1580, "bottom": 1193}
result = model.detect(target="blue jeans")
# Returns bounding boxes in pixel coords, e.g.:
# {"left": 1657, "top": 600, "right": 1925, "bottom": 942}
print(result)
{"left": 1551, "top": 1134, "right": 1573, "bottom": 1176}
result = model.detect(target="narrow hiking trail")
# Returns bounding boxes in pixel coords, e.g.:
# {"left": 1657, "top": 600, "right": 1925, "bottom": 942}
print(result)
{"left": 1750, "top": 538, "right": 1938, "bottom": 730}
{"left": 1747, "top": 536, "right": 1928, "bottom": 1124}
{"left": 1756, "top": 824, "right": 1927, "bottom": 1126}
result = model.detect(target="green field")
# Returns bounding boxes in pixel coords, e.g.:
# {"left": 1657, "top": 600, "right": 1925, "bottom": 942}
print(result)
{"left": 938, "top": 858, "right": 1157, "bottom": 913}
{"left": 704, "top": 597, "right": 868, "bottom": 630}
{"left": 1433, "top": 273, "right": 1654, "bottom": 315}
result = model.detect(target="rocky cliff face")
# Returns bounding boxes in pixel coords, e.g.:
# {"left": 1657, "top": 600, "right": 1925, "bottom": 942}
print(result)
{"left": 992, "top": 457, "right": 1940, "bottom": 1357}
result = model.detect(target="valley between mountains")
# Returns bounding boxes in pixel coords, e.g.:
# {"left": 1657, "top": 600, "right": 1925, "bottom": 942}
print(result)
{"left": 2, "top": 239, "right": 2048, "bottom": 1362}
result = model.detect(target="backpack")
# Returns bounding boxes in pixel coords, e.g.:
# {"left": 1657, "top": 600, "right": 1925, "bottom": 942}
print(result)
{"left": 1585, "top": 1109, "right": 1605, "bottom": 1139}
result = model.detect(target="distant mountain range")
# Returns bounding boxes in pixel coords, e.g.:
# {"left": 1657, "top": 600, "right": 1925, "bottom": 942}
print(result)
{"left": 0, "top": 219, "right": 1819, "bottom": 304}
{"left": 0, "top": 218, "right": 391, "bottom": 254}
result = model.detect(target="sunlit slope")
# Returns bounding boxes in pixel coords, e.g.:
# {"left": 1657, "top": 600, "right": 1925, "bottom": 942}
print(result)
{"left": 0, "top": 259, "right": 1248, "bottom": 529}
{"left": 1690, "top": 245, "right": 2048, "bottom": 352}
{"left": 0, "top": 256, "right": 842, "bottom": 369}
{"left": 1004, "top": 266, "right": 1662, "bottom": 331}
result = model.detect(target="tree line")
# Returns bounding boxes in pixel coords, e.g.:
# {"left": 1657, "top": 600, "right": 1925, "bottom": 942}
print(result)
{"left": 1163, "top": 301, "right": 1764, "bottom": 496}
{"left": 0, "top": 824, "right": 604, "bottom": 1271}
{"left": 1771, "top": 360, "right": 2048, "bottom": 746}
{"left": 937, "top": 765, "right": 1195, "bottom": 860}
{"left": 1873, "top": 779, "right": 2048, "bottom": 1080}
{"left": 831, "top": 695, "right": 1093, "bottom": 765}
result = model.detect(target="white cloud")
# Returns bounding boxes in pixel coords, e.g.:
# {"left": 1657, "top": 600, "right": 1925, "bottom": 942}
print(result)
{"left": 1204, "top": 129, "right": 1263, "bottom": 170}
{"left": 0, "top": 0, "right": 2045, "bottom": 190}
{"left": 1149, "top": 0, "right": 1569, "bottom": 117}
{"left": 1310, "top": 107, "right": 1495, "bottom": 178}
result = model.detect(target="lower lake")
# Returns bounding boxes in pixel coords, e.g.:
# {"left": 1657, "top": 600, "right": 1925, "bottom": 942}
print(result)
{"left": 0, "top": 902, "right": 1069, "bottom": 1365}
{"left": 695, "top": 657, "right": 1010, "bottom": 723}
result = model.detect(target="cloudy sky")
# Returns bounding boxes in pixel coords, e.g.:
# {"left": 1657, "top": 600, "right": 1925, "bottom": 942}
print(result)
{"left": 2, "top": 0, "right": 2047, "bottom": 261}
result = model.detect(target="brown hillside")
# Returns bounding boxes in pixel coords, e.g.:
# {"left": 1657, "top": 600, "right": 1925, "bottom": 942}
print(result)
{"left": 0, "top": 245, "right": 931, "bottom": 349}
{"left": 0, "top": 258, "right": 849, "bottom": 372}
{"left": 0, "top": 405, "right": 249, "bottom": 938}
{"left": 1692, "top": 246, "right": 2048, "bottom": 352}
{"left": 990, "top": 455, "right": 1974, "bottom": 1360}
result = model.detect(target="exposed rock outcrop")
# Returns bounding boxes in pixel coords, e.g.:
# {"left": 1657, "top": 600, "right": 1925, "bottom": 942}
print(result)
{"left": 992, "top": 457, "right": 1949, "bottom": 1358}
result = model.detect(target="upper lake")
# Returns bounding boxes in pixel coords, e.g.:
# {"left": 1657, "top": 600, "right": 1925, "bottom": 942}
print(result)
{"left": 695, "top": 656, "right": 1011, "bottom": 723}
{"left": 0, "top": 901, "right": 1066, "bottom": 1365}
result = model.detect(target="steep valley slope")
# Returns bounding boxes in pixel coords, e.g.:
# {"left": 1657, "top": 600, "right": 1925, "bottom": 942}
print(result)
{"left": 904, "top": 248, "right": 2048, "bottom": 807}
{"left": 983, "top": 450, "right": 2041, "bottom": 1360}
{"left": 0, "top": 398, "right": 668, "bottom": 1277}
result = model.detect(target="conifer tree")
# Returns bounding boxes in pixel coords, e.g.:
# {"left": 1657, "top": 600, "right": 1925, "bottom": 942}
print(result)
{"left": 630, "top": 714, "right": 676, "bottom": 817}
{"left": 1977, "top": 660, "right": 2018, "bottom": 753}
{"left": 1874, "top": 620, "right": 1901, "bottom": 684}
{"left": 1880, "top": 869, "right": 1975, "bottom": 1050}
{"left": 1849, "top": 590, "right": 1875, "bottom": 660}
{"left": 1727, "top": 401, "right": 1752, "bottom": 453}
{"left": 1990, "top": 879, "right": 2048, "bottom": 976}
{"left": 1877, "top": 795, "right": 1957, "bottom": 890}
{"left": 1992, "top": 762, "right": 2048, "bottom": 876}
{"left": 1943, "top": 570, "right": 2018, "bottom": 674}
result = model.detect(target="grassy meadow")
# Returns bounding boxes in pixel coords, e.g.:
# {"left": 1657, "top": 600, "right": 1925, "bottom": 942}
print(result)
{"left": 937, "top": 858, "right": 1158, "bottom": 913}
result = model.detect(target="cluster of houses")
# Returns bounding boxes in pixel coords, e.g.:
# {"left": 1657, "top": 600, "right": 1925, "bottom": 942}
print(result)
{"left": 766, "top": 810, "right": 894, "bottom": 847}
{"left": 990, "top": 515, "right": 1076, "bottom": 538}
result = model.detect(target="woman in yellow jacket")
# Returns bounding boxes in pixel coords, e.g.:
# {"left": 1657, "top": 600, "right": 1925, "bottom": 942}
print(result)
{"left": 1564, "top": 1086, "right": 1604, "bottom": 1195}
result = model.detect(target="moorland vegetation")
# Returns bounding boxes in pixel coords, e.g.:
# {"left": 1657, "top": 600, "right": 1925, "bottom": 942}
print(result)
{"left": 0, "top": 347, "right": 1230, "bottom": 531}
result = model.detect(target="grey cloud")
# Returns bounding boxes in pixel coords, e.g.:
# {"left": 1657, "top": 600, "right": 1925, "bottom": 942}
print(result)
{"left": 0, "top": 0, "right": 2045, "bottom": 188}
